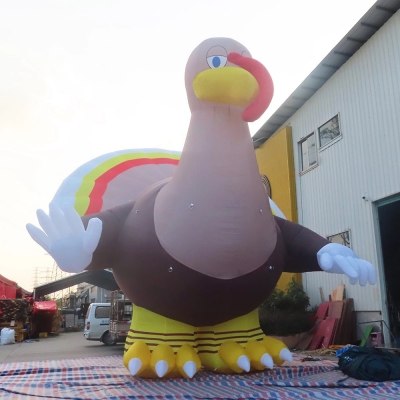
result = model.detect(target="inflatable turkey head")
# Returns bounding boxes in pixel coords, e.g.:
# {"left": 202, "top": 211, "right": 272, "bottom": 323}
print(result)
{"left": 185, "top": 37, "right": 274, "bottom": 122}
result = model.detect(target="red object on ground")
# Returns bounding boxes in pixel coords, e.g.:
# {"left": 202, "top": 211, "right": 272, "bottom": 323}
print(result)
{"left": 315, "top": 302, "right": 329, "bottom": 321}
{"left": 321, "top": 317, "right": 338, "bottom": 348}
{"left": 306, "top": 299, "right": 356, "bottom": 350}
{"left": 308, "top": 318, "right": 337, "bottom": 350}
{"left": 0, "top": 274, "right": 31, "bottom": 299}
{"left": 327, "top": 301, "right": 344, "bottom": 319}
{"left": 33, "top": 301, "right": 57, "bottom": 314}
{"left": 0, "top": 274, "right": 17, "bottom": 299}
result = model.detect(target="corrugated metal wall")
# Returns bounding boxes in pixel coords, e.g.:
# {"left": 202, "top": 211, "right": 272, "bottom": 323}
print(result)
{"left": 286, "top": 10, "right": 400, "bottom": 311}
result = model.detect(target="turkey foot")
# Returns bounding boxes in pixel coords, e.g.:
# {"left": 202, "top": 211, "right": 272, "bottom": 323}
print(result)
{"left": 217, "top": 337, "right": 292, "bottom": 374}
{"left": 123, "top": 341, "right": 201, "bottom": 378}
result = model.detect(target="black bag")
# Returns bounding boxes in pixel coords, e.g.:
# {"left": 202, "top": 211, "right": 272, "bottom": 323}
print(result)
{"left": 338, "top": 346, "right": 400, "bottom": 381}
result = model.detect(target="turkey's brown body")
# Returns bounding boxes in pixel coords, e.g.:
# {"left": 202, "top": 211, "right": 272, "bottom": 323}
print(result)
{"left": 84, "top": 180, "right": 328, "bottom": 327}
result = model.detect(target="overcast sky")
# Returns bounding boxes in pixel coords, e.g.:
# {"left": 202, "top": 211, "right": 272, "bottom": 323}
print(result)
{"left": 0, "top": 0, "right": 376, "bottom": 291}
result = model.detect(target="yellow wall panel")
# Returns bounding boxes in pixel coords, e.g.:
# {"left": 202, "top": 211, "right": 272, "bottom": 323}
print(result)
{"left": 255, "top": 126, "right": 301, "bottom": 289}
{"left": 255, "top": 126, "right": 297, "bottom": 222}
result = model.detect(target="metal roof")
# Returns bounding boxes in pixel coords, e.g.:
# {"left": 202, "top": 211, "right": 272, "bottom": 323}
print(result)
{"left": 253, "top": 0, "right": 400, "bottom": 148}
{"left": 33, "top": 269, "right": 119, "bottom": 299}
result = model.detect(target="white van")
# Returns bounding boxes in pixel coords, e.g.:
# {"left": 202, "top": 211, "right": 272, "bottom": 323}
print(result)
{"left": 84, "top": 303, "right": 116, "bottom": 345}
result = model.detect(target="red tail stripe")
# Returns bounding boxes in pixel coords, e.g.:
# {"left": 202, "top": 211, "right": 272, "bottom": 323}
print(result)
{"left": 86, "top": 157, "right": 179, "bottom": 214}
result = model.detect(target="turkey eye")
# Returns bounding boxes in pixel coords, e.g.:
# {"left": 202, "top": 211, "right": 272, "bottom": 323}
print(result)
{"left": 207, "top": 55, "right": 227, "bottom": 69}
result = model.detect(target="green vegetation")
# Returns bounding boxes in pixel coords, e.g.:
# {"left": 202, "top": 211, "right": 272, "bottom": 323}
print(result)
{"left": 259, "top": 279, "right": 313, "bottom": 336}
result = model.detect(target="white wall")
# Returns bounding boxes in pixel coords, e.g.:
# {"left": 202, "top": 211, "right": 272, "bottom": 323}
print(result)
{"left": 284, "top": 10, "right": 400, "bottom": 313}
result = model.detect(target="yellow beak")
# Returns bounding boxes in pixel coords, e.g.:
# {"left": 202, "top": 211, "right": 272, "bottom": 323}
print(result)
{"left": 192, "top": 67, "right": 259, "bottom": 107}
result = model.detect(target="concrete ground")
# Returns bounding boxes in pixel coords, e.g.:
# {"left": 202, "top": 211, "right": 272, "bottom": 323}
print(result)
{"left": 0, "top": 331, "right": 338, "bottom": 365}
{"left": 0, "top": 331, "right": 124, "bottom": 363}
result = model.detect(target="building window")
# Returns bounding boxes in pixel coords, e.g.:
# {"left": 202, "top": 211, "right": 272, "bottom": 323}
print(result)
{"left": 318, "top": 114, "right": 341, "bottom": 147}
{"left": 299, "top": 133, "right": 317, "bottom": 172}
{"left": 327, "top": 230, "right": 351, "bottom": 248}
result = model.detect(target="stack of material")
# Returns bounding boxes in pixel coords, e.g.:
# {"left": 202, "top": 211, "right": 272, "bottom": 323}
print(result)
{"left": 330, "top": 284, "right": 345, "bottom": 302}
{"left": 0, "top": 320, "right": 27, "bottom": 342}
{"left": 51, "top": 308, "right": 62, "bottom": 334}
{"left": 297, "top": 297, "right": 356, "bottom": 350}
{"left": 329, "top": 298, "right": 356, "bottom": 345}
{"left": 0, "top": 299, "right": 30, "bottom": 343}
{"left": 0, "top": 299, "right": 29, "bottom": 322}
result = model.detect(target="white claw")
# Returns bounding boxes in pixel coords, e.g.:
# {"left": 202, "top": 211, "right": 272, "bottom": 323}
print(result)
{"left": 128, "top": 358, "right": 142, "bottom": 376}
{"left": 260, "top": 353, "right": 274, "bottom": 369}
{"left": 155, "top": 360, "right": 169, "bottom": 378}
{"left": 237, "top": 355, "right": 250, "bottom": 372}
{"left": 279, "top": 348, "right": 293, "bottom": 363}
{"left": 183, "top": 360, "right": 197, "bottom": 378}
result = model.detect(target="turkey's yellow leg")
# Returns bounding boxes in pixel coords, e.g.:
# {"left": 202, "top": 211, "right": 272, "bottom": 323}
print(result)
{"left": 196, "top": 309, "right": 292, "bottom": 374}
{"left": 123, "top": 304, "right": 200, "bottom": 378}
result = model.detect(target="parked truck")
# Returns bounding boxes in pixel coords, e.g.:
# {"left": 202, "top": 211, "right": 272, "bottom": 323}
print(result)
{"left": 109, "top": 290, "right": 132, "bottom": 345}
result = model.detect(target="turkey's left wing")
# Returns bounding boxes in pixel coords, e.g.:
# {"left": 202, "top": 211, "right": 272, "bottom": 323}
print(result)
{"left": 274, "top": 216, "right": 329, "bottom": 273}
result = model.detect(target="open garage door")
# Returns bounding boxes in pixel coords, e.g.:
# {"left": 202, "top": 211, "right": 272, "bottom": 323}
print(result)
{"left": 378, "top": 195, "right": 400, "bottom": 341}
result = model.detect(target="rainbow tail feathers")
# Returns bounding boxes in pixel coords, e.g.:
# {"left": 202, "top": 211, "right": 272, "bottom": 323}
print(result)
{"left": 51, "top": 148, "right": 181, "bottom": 216}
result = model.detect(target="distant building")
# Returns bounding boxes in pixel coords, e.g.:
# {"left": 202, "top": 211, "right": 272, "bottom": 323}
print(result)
{"left": 76, "top": 282, "right": 113, "bottom": 304}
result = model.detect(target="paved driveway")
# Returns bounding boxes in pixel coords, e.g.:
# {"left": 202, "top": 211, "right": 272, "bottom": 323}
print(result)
{"left": 0, "top": 332, "right": 124, "bottom": 363}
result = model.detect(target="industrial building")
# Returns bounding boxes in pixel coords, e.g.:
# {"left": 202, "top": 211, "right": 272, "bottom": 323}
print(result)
{"left": 254, "top": 0, "right": 400, "bottom": 344}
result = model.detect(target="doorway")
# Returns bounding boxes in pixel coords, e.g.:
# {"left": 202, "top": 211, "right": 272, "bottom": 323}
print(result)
{"left": 378, "top": 197, "right": 400, "bottom": 340}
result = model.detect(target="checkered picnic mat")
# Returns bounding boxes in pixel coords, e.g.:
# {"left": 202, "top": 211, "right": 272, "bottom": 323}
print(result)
{"left": 0, "top": 354, "right": 399, "bottom": 399}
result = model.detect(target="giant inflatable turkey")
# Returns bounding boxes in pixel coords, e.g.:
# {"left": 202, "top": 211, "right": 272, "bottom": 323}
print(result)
{"left": 27, "top": 37, "right": 376, "bottom": 379}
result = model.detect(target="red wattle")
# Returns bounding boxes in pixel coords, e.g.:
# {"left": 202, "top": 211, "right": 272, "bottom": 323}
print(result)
{"left": 228, "top": 52, "right": 274, "bottom": 122}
